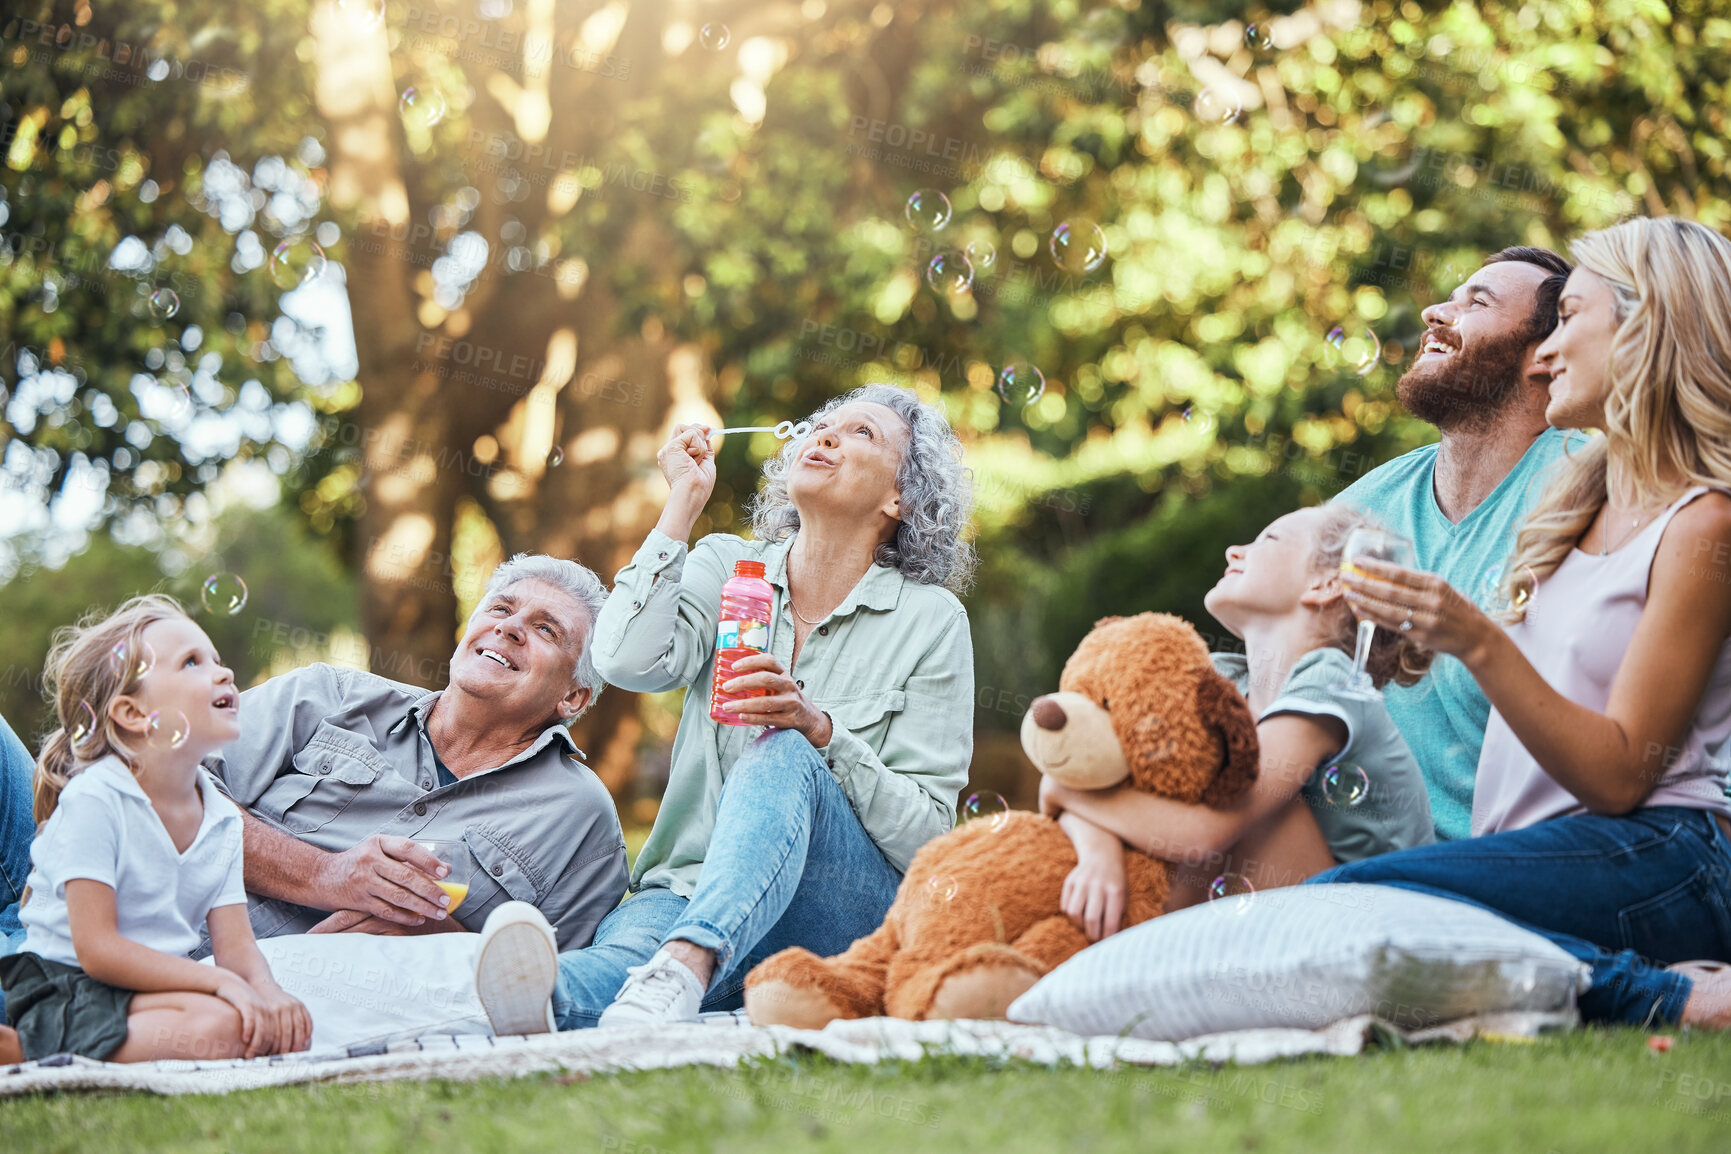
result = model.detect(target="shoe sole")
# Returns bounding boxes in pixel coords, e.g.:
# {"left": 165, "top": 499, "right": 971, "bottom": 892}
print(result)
{"left": 475, "top": 920, "right": 558, "bottom": 1036}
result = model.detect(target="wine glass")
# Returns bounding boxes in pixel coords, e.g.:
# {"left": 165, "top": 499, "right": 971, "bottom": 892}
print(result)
{"left": 1336, "top": 528, "right": 1418, "bottom": 700}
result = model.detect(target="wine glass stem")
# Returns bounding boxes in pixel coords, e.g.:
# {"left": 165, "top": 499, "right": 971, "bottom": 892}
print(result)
{"left": 1351, "top": 618, "right": 1378, "bottom": 682}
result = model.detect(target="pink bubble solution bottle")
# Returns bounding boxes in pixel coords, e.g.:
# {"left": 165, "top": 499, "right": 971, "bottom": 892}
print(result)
{"left": 710, "top": 559, "right": 775, "bottom": 725}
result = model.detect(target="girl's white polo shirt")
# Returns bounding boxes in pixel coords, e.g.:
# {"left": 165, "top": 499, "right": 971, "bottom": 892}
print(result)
{"left": 19, "top": 755, "right": 247, "bottom": 969}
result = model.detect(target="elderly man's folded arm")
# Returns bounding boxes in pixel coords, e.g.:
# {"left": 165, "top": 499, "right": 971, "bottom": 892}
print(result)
{"left": 235, "top": 809, "right": 456, "bottom": 928}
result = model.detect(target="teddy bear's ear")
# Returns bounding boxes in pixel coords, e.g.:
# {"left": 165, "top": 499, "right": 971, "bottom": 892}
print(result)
{"left": 1194, "top": 668, "right": 1260, "bottom": 806}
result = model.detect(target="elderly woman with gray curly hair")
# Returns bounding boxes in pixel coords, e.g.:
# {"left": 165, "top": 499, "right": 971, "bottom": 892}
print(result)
{"left": 470, "top": 384, "right": 978, "bottom": 1033}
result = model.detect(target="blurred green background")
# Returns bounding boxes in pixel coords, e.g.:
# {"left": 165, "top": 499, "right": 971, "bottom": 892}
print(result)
{"left": 2, "top": 0, "right": 1725, "bottom": 822}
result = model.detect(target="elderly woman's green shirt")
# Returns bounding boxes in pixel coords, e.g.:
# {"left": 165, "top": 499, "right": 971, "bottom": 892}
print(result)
{"left": 591, "top": 527, "right": 975, "bottom": 897}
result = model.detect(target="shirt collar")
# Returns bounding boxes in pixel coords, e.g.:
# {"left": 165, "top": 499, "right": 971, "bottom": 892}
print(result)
{"left": 392, "top": 688, "right": 586, "bottom": 763}
{"left": 82, "top": 756, "right": 238, "bottom": 837}
{"left": 763, "top": 531, "right": 905, "bottom": 616}
{"left": 84, "top": 755, "right": 150, "bottom": 802}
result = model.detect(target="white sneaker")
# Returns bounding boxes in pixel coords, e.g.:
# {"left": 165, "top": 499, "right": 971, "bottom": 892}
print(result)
{"left": 596, "top": 949, "right": 705, "bottom": 1028}
{"left": 474, "top": 901, "right": 559, "bottom": 1036}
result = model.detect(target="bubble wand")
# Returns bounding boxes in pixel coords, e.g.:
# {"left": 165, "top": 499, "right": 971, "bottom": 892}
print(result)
{"left": 705, "top": 420, "right": 812, "bottom": 440}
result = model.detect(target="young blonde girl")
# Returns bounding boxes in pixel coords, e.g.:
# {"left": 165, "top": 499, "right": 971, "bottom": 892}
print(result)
{"left": 0, "top": 595, "right": 310, "bottom": 1064}
{"left": 1042, "top": 503, "right": 1437, "bottom": 940}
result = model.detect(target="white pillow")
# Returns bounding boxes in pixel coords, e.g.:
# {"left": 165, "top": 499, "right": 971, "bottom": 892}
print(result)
{"left": 1006, "top": 884, "right": 1590, "bottom": 1041}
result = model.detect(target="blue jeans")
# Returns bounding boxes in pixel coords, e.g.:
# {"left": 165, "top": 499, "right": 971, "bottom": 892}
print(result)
{"left": 551, "top": 729, "right": 903, "bottom": 1029}
{"left": 0, "top": 713, "right": 36, "bottom": 1022}
{"left": 1311, "top": 807, "right": 1731, "bottom": 1025}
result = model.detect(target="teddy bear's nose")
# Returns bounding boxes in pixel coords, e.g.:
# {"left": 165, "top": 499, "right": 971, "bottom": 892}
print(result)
{"left": 1031, "top": 697, "right": 1067, "bottom": 731}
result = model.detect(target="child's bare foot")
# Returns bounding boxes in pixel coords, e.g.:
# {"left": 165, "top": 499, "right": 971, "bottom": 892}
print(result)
{"left": 0, "top": 1025, "right": 22, "bottom": 1065}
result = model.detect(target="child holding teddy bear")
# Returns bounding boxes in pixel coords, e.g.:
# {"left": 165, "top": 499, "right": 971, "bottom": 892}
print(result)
{"left": 1041, "top": 504, "right": 1438, "bottom": 941}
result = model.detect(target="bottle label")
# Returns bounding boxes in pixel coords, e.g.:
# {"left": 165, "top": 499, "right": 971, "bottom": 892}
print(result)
{"left": 717, "top": 619, "right": 769, "bottom": 652}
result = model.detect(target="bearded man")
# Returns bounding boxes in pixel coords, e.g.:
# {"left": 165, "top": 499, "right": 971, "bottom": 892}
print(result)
{"left": 1335, "top": 246, "right": 1578, "bottom": 841}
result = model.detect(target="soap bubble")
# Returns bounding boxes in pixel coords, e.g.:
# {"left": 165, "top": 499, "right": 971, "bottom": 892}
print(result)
{"left": 1181, "top": 406, "right": 1216, "bottom": 434}
{"left": 107, "top": 639, "right": 157, "bottom": 685}
{"left": 270, "top": 238, "right": 328, "bottom": 290}
{"left": 1484, "top": 565, "right": 1539, "bottom": 616}
{"left": 1324, "top": 326, "right": 1383, "bottom": 376}
{"left": 148, "top": 288, "right": 180, "bottom": 321}
{"left": 1049, "top": 220, "right": 1107, "bottom": 275}
{"left": 1193, "top": 88, "right": 1242, "bottom": 126}
{"left": 1321, "top": 763, "right": 1370, "bottom": 807}
{"left": 70, "top": 700, "right": 100, "bottom": 749}
{"left": 1511, "top": 567, "right": 1537, "bottom": 610}
{"left": 1244, "top": 23, "right": 1274, "bottom": 52}
{"left": 904, "top": 189, "right": 952, "bottom": 232}
{"left": 1207, "top": 872, "right": 1256, "bottom": 912}
{"left": 994, "top": 362, "right": 1046, "bottom": 407}
{"left": 926, "top": 250, "right": 974, "bottom": 295}
{"left": 146, "top": 709, "right": 191, "bottom": 751}
{"left": 399, "top": 86, "right": 447, "bottom": 130}
{"left": 965, "top": 239, "right": 997, "bottom": 271}
{"left": 959, "top": 789, "right": 1010, "bottom": 832}
{"left": 546, "top": 446, "right": 565, "bottom": 468}
{"left": 200, "top": 572, "right": 249, "bottom": 616}
{"left": 925, "top": 874, "right": 958, "bottom": 905}
{"left": 161, "top": 378, "right": 193, "bottom": 420}
{"left": 699, "top": 23, "right": 730, "bottom": 50}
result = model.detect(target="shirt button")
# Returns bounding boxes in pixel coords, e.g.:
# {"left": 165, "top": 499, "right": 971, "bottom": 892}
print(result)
{"left": 318, "top": 761, "right": 332, "bottom": 776}
{"left": 414, "top": 802, "right": 427, "bottom": 816}
{"left": 491, "top": 864, "right": 504, "bottom": 877}
{"left": 826, "top": 758, "right": 835, "bottom": 768}
{"left": 796, "top": 680, "right": 804, "bottom": 689}
{"left": 632, "top": 601, "right": 642, "bottom": 611}
{"left": 657, "top": 551, "right": 668, "bottom": 561}
{"left": 818, "top": 625, "right": 828, "bottom": 635}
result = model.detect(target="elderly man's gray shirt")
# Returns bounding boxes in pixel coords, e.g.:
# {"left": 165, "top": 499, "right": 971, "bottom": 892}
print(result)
{"left": 203, "top": 663, "right": 626, "bottom": 951}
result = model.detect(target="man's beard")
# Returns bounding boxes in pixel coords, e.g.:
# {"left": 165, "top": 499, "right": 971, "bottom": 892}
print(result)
{"left": 1395, "top": 328, "right": 1531, "bottom": 432}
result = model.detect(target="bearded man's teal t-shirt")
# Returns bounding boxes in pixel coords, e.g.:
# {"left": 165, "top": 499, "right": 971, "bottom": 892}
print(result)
{"left": 1334, "top": 427, "right": 1581, "bottom": 841}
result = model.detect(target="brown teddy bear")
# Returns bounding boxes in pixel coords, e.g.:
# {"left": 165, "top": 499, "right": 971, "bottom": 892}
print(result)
{"left": 744, "top": 612, "right": 1259, "bottom": 1027}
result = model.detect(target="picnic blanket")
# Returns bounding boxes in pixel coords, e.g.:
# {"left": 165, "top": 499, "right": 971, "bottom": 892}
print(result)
{"left": 0, "top": 1011, "right": 1577, "bottom": 1098}
{"left": 0, "top": 932, "right": 1577, "bottom": 1097}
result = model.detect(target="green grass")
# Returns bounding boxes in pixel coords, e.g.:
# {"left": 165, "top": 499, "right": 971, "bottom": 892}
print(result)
{"left": 3, "top": 1028, "right": 1728, "bottom": 1153}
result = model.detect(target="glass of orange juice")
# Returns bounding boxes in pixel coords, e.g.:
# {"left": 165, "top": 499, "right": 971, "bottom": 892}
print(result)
{"left": 417, "top": 839, "right": 474, "bottom": 915}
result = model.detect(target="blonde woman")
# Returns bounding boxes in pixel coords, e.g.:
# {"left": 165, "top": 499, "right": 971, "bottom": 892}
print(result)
{"left": 1328, "top": 217, "right": 1731, "bottom": 1028}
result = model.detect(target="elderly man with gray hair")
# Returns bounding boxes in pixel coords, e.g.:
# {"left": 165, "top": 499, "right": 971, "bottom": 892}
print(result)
{"left": 195, "top": 554, "right": 627, "bottom": 956}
